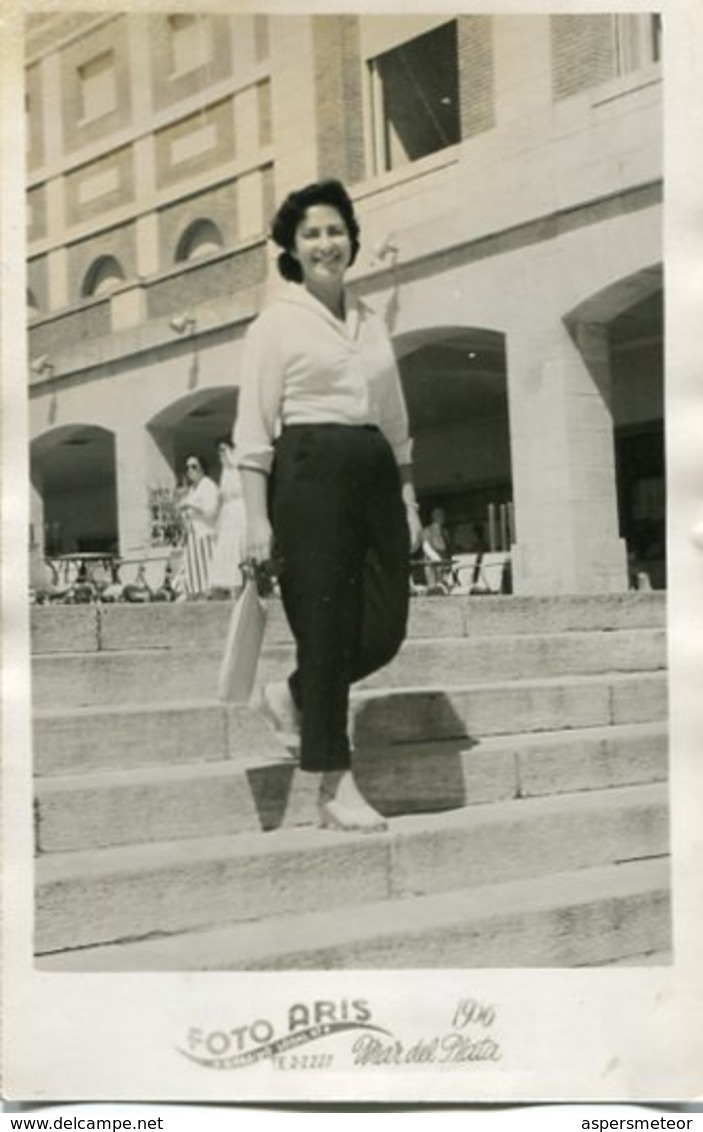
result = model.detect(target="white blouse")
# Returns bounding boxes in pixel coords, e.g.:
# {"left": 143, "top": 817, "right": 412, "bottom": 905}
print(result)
{"left": 234, "top": 283, "right": 413, "bottom": 475}
{"left": 183, "top": 475, "right": 219, "bottom": 538}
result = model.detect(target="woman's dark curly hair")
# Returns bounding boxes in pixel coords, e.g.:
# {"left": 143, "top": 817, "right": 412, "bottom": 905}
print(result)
{"left": 270, "top": 178, "right": 361, "bottom": 282}
{"left": 185, "top": 453, "right": 208, "bottom": 476}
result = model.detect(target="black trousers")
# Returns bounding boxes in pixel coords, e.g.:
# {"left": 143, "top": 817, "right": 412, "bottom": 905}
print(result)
{"left": 270, "top": 424, "right": 410, "bottom": 772}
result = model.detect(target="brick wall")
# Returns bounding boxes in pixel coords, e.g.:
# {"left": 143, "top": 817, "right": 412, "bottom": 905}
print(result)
{"left": 457, "top": 15, "right": 495, "bottom": 140}
{"left": 28, "top": 300, "right": 112, "bottom": 359}
{"left": 551, "top": 14, "right": 616, "bottom": 101}
{"left": 312, "top": 16, "right": 366, "bottom": 185}
{"left": 145, "top": 243, "right": 267, "bottom": 318}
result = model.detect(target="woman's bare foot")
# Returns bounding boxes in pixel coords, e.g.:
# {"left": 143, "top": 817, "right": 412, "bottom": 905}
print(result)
{"left": 318, "top": 770, "right": 387, "bottom": 833}
{"left": 257, "top": 681, "right": 301, "bottom": 754}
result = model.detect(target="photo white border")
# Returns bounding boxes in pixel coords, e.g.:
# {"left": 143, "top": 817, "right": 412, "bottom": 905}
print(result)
{"left": 3, "top": 0, "right": 702, "bottom": 1104}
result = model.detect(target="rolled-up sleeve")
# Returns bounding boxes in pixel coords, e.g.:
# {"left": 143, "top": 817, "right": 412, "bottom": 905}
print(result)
{"left": 233, "top": 310, "right": 285, "bottom": 475}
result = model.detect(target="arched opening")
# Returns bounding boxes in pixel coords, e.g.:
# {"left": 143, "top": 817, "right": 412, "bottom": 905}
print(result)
{"left": 81, "top": 255, "right": 125, "bottom": 298}
{"left": 175, "top": 218, "right": 224, "bottom": 263}
{"left": 566, "top": 265, "right": 664, "bottom": 588}
{"left": 148, "top": 386, "right": 239, "bottom": 485}
{"left": 395, "top": 327, "right": 513, "bottom": 554}
{"left": 609, "top": 287, "right": 665, "bottom": 587}
{"left": 31, "top": 425, "right": 118, "bottom": 556}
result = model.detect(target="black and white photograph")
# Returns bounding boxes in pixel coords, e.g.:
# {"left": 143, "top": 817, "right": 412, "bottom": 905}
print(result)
{"left": 2, "top": 0, "right": 702, "bottom": 1108}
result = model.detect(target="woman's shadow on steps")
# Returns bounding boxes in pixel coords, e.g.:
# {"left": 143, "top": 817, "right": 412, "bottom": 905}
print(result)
{"left": 245, "top": 691, "right": 477, "bottom": 829}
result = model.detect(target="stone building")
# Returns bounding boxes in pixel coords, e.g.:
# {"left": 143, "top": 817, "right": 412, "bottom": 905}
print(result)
{"left": 26, "top": 11, "right": 664, "bottom": 593}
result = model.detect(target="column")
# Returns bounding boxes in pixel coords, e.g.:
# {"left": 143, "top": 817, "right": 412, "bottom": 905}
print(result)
{"left": 268, "top": 17, "right": 318, "bottom": 194}
{"left": 114, "top": 420, "right": 174, "bottom": 557}
{"left": 41, "top": 51, "right": 64, "bottom": 164}
{"left": 29, "top": 481, "right": 45, "bottom": 553}
{"left": 493, "top": 15, "right": 552, "bottom": 126}
{"left": 506, "top": 311, "right": 627, "bottom": 594}
{"left": 47, "top": 246, "right": 69, "bottom": 310}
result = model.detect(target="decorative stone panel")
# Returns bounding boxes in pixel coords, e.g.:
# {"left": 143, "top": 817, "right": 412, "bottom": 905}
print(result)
{"left": 149, "top": 14, "right": 234, "bottom": 113}
{"left": 154, "top": 99, "right": 236, "bottom": 191}
{"left": 60, "top": 17, "right": 132, "bottom": 153}
{"left": 65, "top": 146, "right": 135, "bottom": 226}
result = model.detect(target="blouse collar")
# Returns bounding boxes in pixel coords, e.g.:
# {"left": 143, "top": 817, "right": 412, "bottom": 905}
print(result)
{"left": 281, "top": 282, "right": 364, "bottom": 339}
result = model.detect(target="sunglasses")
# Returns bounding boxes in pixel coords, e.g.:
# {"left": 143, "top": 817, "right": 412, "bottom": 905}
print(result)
{"left": 186, "top": 462, "right": 200, "bottom": 471}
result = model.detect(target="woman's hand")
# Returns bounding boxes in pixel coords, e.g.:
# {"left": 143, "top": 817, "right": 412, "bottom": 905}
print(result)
{"left": 239, "top": 467, "right": 273, "bottom": 566}
{"left": 242, "top": 514, "right": 274, "bottom": 565}
{"left": 406, "top": 504, "right": 424, "bottom": 553}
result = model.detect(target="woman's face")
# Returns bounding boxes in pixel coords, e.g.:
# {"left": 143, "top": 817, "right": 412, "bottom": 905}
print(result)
{"left": 292, "top": 204, "right": 352, "bottom": 291}
{"left": 185, "top": 457, "right": 203, "bottom": 484}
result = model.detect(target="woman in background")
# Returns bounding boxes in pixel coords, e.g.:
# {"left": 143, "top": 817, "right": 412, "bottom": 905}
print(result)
{"left": 178, "top": 454, "right": 219, "bottom": 599}
{"left": 234, "top": 178, "right": 422, "bottom": 833}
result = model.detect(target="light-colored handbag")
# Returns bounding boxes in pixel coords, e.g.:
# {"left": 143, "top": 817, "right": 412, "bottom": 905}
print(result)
{"left": 217, "top": 568, "right": 268, "bottom": 704}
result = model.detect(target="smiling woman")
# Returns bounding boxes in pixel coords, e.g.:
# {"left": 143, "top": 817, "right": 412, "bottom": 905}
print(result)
{"left": 234, "top": 178, "right": 423, "bottom": 833}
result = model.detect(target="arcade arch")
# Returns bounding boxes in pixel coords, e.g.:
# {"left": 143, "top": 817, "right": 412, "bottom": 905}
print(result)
{"left": 147, "top": 386, "right": 239, "bottom": 484}
{"left": 394, "top": 326, "right": 513, "bottom": 552}
{"left": 31, "top": 425, "right": 118, "bottom": 555}
{"left": 566, "top": 265, "right": 664, "bottom": 586}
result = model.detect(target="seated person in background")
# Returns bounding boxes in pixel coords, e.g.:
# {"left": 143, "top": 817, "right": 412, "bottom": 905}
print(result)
{"left": 422, "top": 506, "right": 452, "bottom": 591}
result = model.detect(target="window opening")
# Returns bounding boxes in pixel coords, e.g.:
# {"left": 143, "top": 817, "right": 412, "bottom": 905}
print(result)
{"left": 369, "top": 20, "right": 460, "bottom": 173}
{"left": 175, "top": 218, "right": 224, "bottom": 262}
{"left": 82, "top": 255, "right": 125, "bottom": 298}
{"left": 614, "top": 13, "right": 662, "bottom": 75}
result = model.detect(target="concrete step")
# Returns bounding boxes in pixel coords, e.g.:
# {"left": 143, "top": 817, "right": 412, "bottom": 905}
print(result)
{"left": 36, "top": 856, "right": 671, "bottom": 970}
{"left": 30, "top": 592, "right": 666, "bottom": 655}
{"left": 350, "top": 672, "right": 667, "bottom": 744}
{"left": 33, "top": 672, "right": 668, "bottom": 778}
{"left": 32, "top": 700, "right": 278, "bottom": 778}
{"left": 31, "top": 628, "right": 667, "bottom": 709}
{"left": 35, "top": 782, "right": 668, "bottom": 954}
{"left": 35, "top": 721, "right": 668, "bottom": 852}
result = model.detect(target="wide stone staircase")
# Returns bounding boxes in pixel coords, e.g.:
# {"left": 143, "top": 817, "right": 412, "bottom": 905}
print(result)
{"left": 32, "top": 593, "right": 671, "bottom": 970}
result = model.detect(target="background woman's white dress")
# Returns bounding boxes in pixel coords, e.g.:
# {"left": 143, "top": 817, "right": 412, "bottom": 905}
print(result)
{"left": 182, "top": 475, "right": 219, "bottom": 596}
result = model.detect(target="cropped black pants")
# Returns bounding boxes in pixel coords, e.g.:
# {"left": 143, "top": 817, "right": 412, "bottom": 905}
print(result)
{"left": 270, "top": 424, "right": 410, "bottom": 772}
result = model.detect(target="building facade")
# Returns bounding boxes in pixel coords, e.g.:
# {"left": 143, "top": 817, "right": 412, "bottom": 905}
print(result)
{"left": 26, "top": 11, "right": 664, "bottom": 593}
